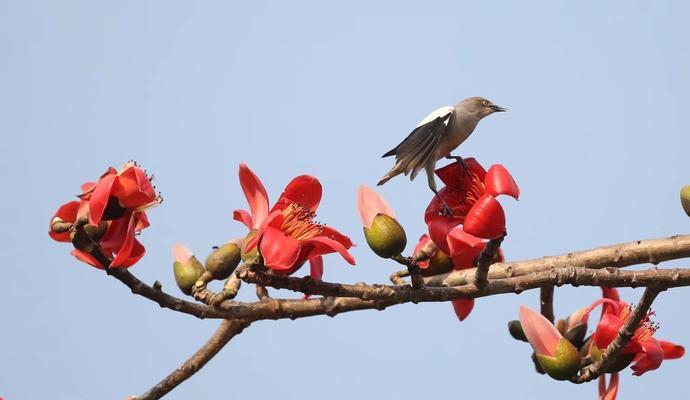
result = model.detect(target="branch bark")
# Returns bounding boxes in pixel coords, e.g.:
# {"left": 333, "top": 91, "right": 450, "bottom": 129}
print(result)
{"left": 540, "top": 286, "right": 555, "bottom": 323}
{"left": 136, "top": 319, "right": 251, "bottom": 399}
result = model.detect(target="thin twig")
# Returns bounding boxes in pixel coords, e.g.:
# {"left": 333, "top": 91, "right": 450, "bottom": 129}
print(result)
{"left": 473, "top": 233, "right": 506, "bottom": 288}
{"left": 136, "top": 319, "right": 251, "bottom": 399}
{"left": 540, "top": 286, "right": 555, "bottom": 323}
{"left": 391, "top": 254, "right": 424, "bottom": 288}
{"left": 574, "top": 288, "right": 662, "bottom": 383}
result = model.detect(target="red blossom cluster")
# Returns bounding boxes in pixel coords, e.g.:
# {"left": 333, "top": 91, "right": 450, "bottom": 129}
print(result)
{"left": 519, "top": 288, "right": 684, "bottom": 399}
{"left": 49, "top": 162, "right": 159, "bottom": 268}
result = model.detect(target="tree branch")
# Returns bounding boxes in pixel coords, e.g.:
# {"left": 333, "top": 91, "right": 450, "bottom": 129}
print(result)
{"left": 136, "top": 319, "right": 251, "bottom": 400}
{"left": 425, "top": 234, "right": 690, "bottom": 287}
{"left": 573, "top": 287, "right": 661, "bottom": 383}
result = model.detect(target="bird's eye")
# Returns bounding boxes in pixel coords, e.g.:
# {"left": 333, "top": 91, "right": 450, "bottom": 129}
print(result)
{"left": 482, "top": 100, "right": 489, "bottom": 106}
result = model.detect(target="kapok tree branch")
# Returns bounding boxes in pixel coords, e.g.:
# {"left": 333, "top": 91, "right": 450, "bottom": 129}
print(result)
{"left": 574, "top": 287, "right": 661, "bottom": 383}
{"left": 136, "top": 319, "right": 251, "bottom": 400}
{"left": 425, "top": 234, "right": 690, "bottom": 287}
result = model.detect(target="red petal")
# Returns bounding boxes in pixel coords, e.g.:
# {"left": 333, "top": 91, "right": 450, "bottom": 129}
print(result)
{"left": 357, "top": 185, "right": 396, "bottom": 228}
{"left": 134, "top": 211, "right": 149, "bottom": 232}
{"left": 435, "top": 158, "right": 486, "bottom": 187}
{"left": 279, "top": 175, "right": 322, "bottom": 211}
{"left": 446, "top": 228, "right": 485, "bottom": 269}
{"left": 599, "top": 373, "right": 619, "bottom": 400}
{"left": 463, "top": 194, "right": 506, "bottom": 239}
{"left": 485, "top": 164, "right": 520, "bottom": 200}
{"left": 631, "top": 338, "right": 664, "bottom": 376}
{"left": 309, "top": 256, "right": 324, "bottom": 281}
{"left": 320, "top": 225, "right": 354, "bottom": 249}
{"left": 301, "top": 236, "right": 356, "bottom": 266}
{"left": 452, "top": 299, "right": 474, "bottom": 321}
{"left": 88, "top": 174, "right": 117, "bottom": 226}
{"left": 594, "top": 313, "right": 625, "bottom": 350}
{"left": 259, "top": 226, "right": 302, "bottom": 271}
{"left": 426, "top": 214, "right": 460, "bottom": 255}
{"left": 244, "top": 210, "right": 282, "bottom": 252}
{"left": 117, "top": 239, "right": 146, "bottom": 267}
{"left": 238, "top": 164, "right": 269, "bottom": 228}
{"left": 71, "top": 249, "right": 104, "bottom": 269}
{"left": 49, "top": 201, "right": 80, "bottom": 242}
{"left": 659, "top": 340, "right": 685, "bottom": 360}
{"left": 519, "top": 306, "right": 562, "bottom": 357}
{"left": 111, "top": 213, "right": 140, "bottom": 268}
{"left": 414, "top": 235, "right": 431, "bottom": 269}
{"left": 112, "top": 165, "right": 156, "bottom": 208}
{"left": 233, "top": 209, "right": 253, "bottom": 229}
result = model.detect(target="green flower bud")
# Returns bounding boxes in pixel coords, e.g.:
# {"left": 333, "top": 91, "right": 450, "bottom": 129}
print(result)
{"left": 535, "top": 338, "right": 581, "bottom": 381}
{"left": 205, "top": 242, "right": 242, "bottom": 280}
{"left": 681, "top": 186, "right": 690, "bottom": 217}
{"left": 173, "top": 243, "right": 206, "bottom": 295}
{"left": 363, "top": 214, "right": 407, "bottom": 258}
{"left": 508, "top": 320, "right": 528, "bottom": 342}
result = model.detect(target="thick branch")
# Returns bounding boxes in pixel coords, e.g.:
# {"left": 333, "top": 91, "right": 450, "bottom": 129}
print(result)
{"left": 574, "top": 288, "right": 661, "bottom": 383}
{"left": 136, "top": 319, "right": 251, "bottom": 399}
{"left": 425, "top": 234, "right": 690, "bottom": 287}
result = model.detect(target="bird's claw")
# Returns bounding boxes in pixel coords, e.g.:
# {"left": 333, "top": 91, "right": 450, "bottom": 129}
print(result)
{"left": 446, "top": 155, "right": 470, "bottom": 174}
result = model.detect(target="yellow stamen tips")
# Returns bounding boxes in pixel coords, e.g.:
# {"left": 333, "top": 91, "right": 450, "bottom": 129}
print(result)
{"left": 281, "top": 203, "right": 323, "bottom": 240}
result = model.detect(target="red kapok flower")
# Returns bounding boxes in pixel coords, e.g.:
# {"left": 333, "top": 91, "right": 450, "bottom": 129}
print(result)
{"left": 582, "top": 293, "right": 685, "bottom": 376}
{"left": 425, "top": 158, "right": 519, "bottom": 245}
{"left": 85, "top": 162, "right": 160, "bottom": 227}
{"left": 235, "top": 164, "right": 355, "bottom": 277}
{"left": 49, "top": 163, "right": 157, "bottom": 269}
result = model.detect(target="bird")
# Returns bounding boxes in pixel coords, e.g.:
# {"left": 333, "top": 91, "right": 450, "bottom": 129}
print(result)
{"left": 377, "top": 97, "right": 506, "bottom": 213}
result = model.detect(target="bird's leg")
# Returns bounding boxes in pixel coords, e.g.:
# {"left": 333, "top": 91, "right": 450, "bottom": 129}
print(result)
{"left": 426, "top": 166, "right": 452, "bottom": 215}
{"left": 445, "top": 154, "right": 469, "bottom": 174}
{"left": 432, "top": 188, "right": 453, "bottom": 216}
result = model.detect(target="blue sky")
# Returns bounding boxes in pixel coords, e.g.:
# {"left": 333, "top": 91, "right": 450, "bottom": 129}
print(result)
{"left": 2, "top": 1, "right": 690, "bottom": 398}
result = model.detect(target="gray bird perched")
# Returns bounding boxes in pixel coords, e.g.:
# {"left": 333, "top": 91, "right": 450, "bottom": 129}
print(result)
{"left": 377, "top": 96, "right": 506, "bottom": 212}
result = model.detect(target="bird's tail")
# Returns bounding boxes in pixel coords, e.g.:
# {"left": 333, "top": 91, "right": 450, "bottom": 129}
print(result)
{"left": 377, "top": 168, "right": 400, "bottom": 186}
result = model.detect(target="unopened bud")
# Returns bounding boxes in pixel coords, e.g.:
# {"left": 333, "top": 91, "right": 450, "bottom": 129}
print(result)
{"left": 363, "top": 214, "right": 407, "bottom": 258}
{"left": 508, "top": 320, "right": 528, "bottom": 342}
{"left": 205, "top": 242, "right": 242, "bottom": 280}
{"left": 535, "top": 338, "right": 581, "bottom": 380}
{"left": 172, "top": 243, "right": 206, "bottom": 295}
{"left": 681, "top": 186, "right": 690, "bottom": 217}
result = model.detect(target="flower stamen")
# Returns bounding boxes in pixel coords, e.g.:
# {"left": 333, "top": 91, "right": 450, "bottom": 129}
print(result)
{"left": 281, "top": 203, "right": 323, "bottom": 240}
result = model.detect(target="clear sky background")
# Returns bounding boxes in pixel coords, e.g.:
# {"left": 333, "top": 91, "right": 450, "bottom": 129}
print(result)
{"left": 2, "top": 1, "right": 690, "bottom": 399}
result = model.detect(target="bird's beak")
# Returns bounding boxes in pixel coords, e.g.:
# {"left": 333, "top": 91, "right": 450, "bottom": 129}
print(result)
{"left": 490, "top": 104, "right": 507, "bottom": 112}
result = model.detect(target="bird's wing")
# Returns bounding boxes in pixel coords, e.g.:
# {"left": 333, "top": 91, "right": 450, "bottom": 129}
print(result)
{"left": 381, "top": 106, "right": 453, "bottom": 179}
